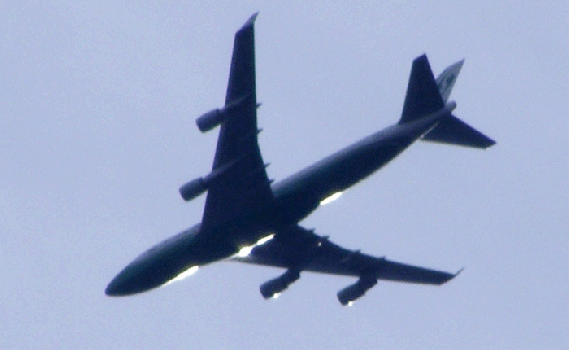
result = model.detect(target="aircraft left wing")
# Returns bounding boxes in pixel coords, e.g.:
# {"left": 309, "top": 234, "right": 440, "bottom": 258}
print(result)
{"left": 232, "top": 225, "right": 458, "bottom": 304}
{"left": 200, "top": 13, "right": 273, "bottom": 228}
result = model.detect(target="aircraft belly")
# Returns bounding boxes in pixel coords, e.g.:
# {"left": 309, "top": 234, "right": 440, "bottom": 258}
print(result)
{"left": 272, "top": 135, "right": 412, "bottom": 224}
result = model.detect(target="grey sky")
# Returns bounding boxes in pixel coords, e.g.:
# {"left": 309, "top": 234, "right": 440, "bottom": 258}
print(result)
{"left": 1, "top": 1, "right": 567, "bottom": 349}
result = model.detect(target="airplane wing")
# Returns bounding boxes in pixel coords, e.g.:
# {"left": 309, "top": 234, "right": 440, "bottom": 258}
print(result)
{"left": 233, "top": 225, "right": 457, "bottom": 285}
{"left": 201, "top": 13, "right": 273, "bottom": 228}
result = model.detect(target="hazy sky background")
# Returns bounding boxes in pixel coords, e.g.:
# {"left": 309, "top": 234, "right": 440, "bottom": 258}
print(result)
{"left": 1, "top": 1, "right": 567, "bottom": 349}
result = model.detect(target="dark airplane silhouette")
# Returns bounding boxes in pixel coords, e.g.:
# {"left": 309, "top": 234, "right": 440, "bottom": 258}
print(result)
{"left": 106, "top": 13, "right": 494, "bottom": 305}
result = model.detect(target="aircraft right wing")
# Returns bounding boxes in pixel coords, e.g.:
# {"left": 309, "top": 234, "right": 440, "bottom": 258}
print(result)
{"left": 232, "top": 225, "right": 457, "bottom": 304}
{"left": 232, "top": 225, "right": 458, "bottom": 304}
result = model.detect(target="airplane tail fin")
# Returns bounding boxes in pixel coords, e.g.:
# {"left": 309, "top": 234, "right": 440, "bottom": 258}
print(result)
{"left": 435, "top": 59, "right": 464, "bottom": 103}
{"left": 399, "top": 55, "right": 495, "bottom": 149}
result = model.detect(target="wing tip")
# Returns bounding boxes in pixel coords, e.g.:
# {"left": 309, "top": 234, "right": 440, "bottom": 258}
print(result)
{"left": 440, "top": 266, "right": 465, "bottom": 285}
{"left": 242, "top": 12, "right": 259, "bottom": 28}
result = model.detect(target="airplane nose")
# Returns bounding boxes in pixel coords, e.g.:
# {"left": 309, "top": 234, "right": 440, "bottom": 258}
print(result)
{"left": 105, "top": 249, "right": 186, "bottom": 296}
{"left": 105, "top": 225, "right": 204, "bottom": 296}
{"left": 105, "top": 273, "right": 131, "bottom": 296}
{"left": 105, "top": 263, "right": 157, "bottom": 296}
{"left": 105, "top": 281, "right": 119, "bottom": 296}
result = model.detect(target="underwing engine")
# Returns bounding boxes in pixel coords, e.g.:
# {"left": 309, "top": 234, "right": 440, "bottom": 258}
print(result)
{"left": 260, "top": 269, "right": 300, "bottom": 299}
{"left": 337, "top": 275, "right": 378, "bottom": 306}
{"left": 178, "top": 177, "right": 208, "bottom": 201}
{"left": 178, "top": 159, "right": 239, "bottom": 201}
{"left": 196, "top": 94, "right": 250, "bottom": 132}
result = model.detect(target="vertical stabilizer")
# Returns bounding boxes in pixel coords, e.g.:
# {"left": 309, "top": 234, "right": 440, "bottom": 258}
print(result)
{"left": 436, "top": 59, "right": 464, "bottom": 103}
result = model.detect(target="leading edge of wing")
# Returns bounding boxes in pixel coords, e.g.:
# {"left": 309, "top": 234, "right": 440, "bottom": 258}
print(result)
{"left": 232, "top": 225, "right": 459, "bottom": 285}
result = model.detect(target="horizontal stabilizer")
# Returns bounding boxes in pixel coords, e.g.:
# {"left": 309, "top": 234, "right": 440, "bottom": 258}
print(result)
{"left": 399, "top": 55, "right": 444, "bottom": 124}
{"left": 422, "top": 115, "right": 495, "bottom": 148}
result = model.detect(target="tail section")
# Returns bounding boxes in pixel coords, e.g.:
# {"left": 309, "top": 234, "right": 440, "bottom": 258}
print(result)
{"left": 399, "top": 54, "right": 495, "bottom": 149}
{"left": 422, "top": 114, "right": 495, "bottom": 148}
{"left": 436, "top": 59, "right": 464, "bottom": 103}
{"left": 399, "top": 55, "right": 444, "bottom": 124}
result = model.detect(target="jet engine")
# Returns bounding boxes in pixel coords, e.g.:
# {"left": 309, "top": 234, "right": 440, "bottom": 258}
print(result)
{"left": 179, "top": 159, "right": 239, "bottom": 201}
{"left": 178, "top": 177, "right": 208, "bottom": 201}
{"left": 260, "top": 269, "right": 300, "bottom": 299}
{"left": 196, "top": 94, "right": 250, "bottom": 132}
{"left": 337, "top": 275, "right": 377, "bottom": 306}
{"left": 196, "top": 109, "right": 227, "bottom": 133}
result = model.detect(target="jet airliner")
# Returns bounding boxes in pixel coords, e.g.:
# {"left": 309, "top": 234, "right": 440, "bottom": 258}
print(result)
{"left": 106, "top": 13, "right": 494, "bottom": 306}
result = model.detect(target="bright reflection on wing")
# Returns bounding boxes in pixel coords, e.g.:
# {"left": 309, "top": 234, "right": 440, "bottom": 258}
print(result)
{"left": 320, "top": 191, "right": 343, "bottom": 205}
{"left": 235, "top": 245, "right": 255, "bottom": 258}
{"left": 233, "top": 233, "right": 275, "bottom": 258}
{"left": 256, "top": 234, "right": 275, "bottom": 245}
{"left": 162, "top": 265, "right": 199, "bottom": 286}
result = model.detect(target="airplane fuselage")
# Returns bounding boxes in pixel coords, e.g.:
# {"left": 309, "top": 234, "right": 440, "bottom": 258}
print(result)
{"left": 270, "top": 104, "right": 453, "bottom": 226}
{"left": 105, "top": 14, "right": 494, "bottom": 303}
{"left": 105, "top": 102, "right": 455, "bottom": 296}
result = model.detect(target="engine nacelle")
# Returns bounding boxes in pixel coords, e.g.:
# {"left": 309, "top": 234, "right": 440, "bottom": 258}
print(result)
{"left": 337, "top": 275, "right": 377, "bottom": 306}
{"left": 195, "top": 94, "right": 251, "bottom": 132}
{"left": 196, "top": 108, "right": 227, "bottom": 133}
{"left": 260, "top": 269, "right": 300, "bottom": 299}
{"left": 178, "top": 177, "right": 207, "bottom": 202}
{"left": 178, "top": 159, "right": 240, "bottom": 201}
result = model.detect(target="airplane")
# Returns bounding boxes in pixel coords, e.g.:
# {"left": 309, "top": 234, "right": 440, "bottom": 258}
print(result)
{"left": 105, "top": 13, "right": 495, "bottom": 306}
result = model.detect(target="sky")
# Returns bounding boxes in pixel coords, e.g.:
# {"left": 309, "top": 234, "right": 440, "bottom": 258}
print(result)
{"left": 1, "top": 1, "right": 567, "bottom": 349}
